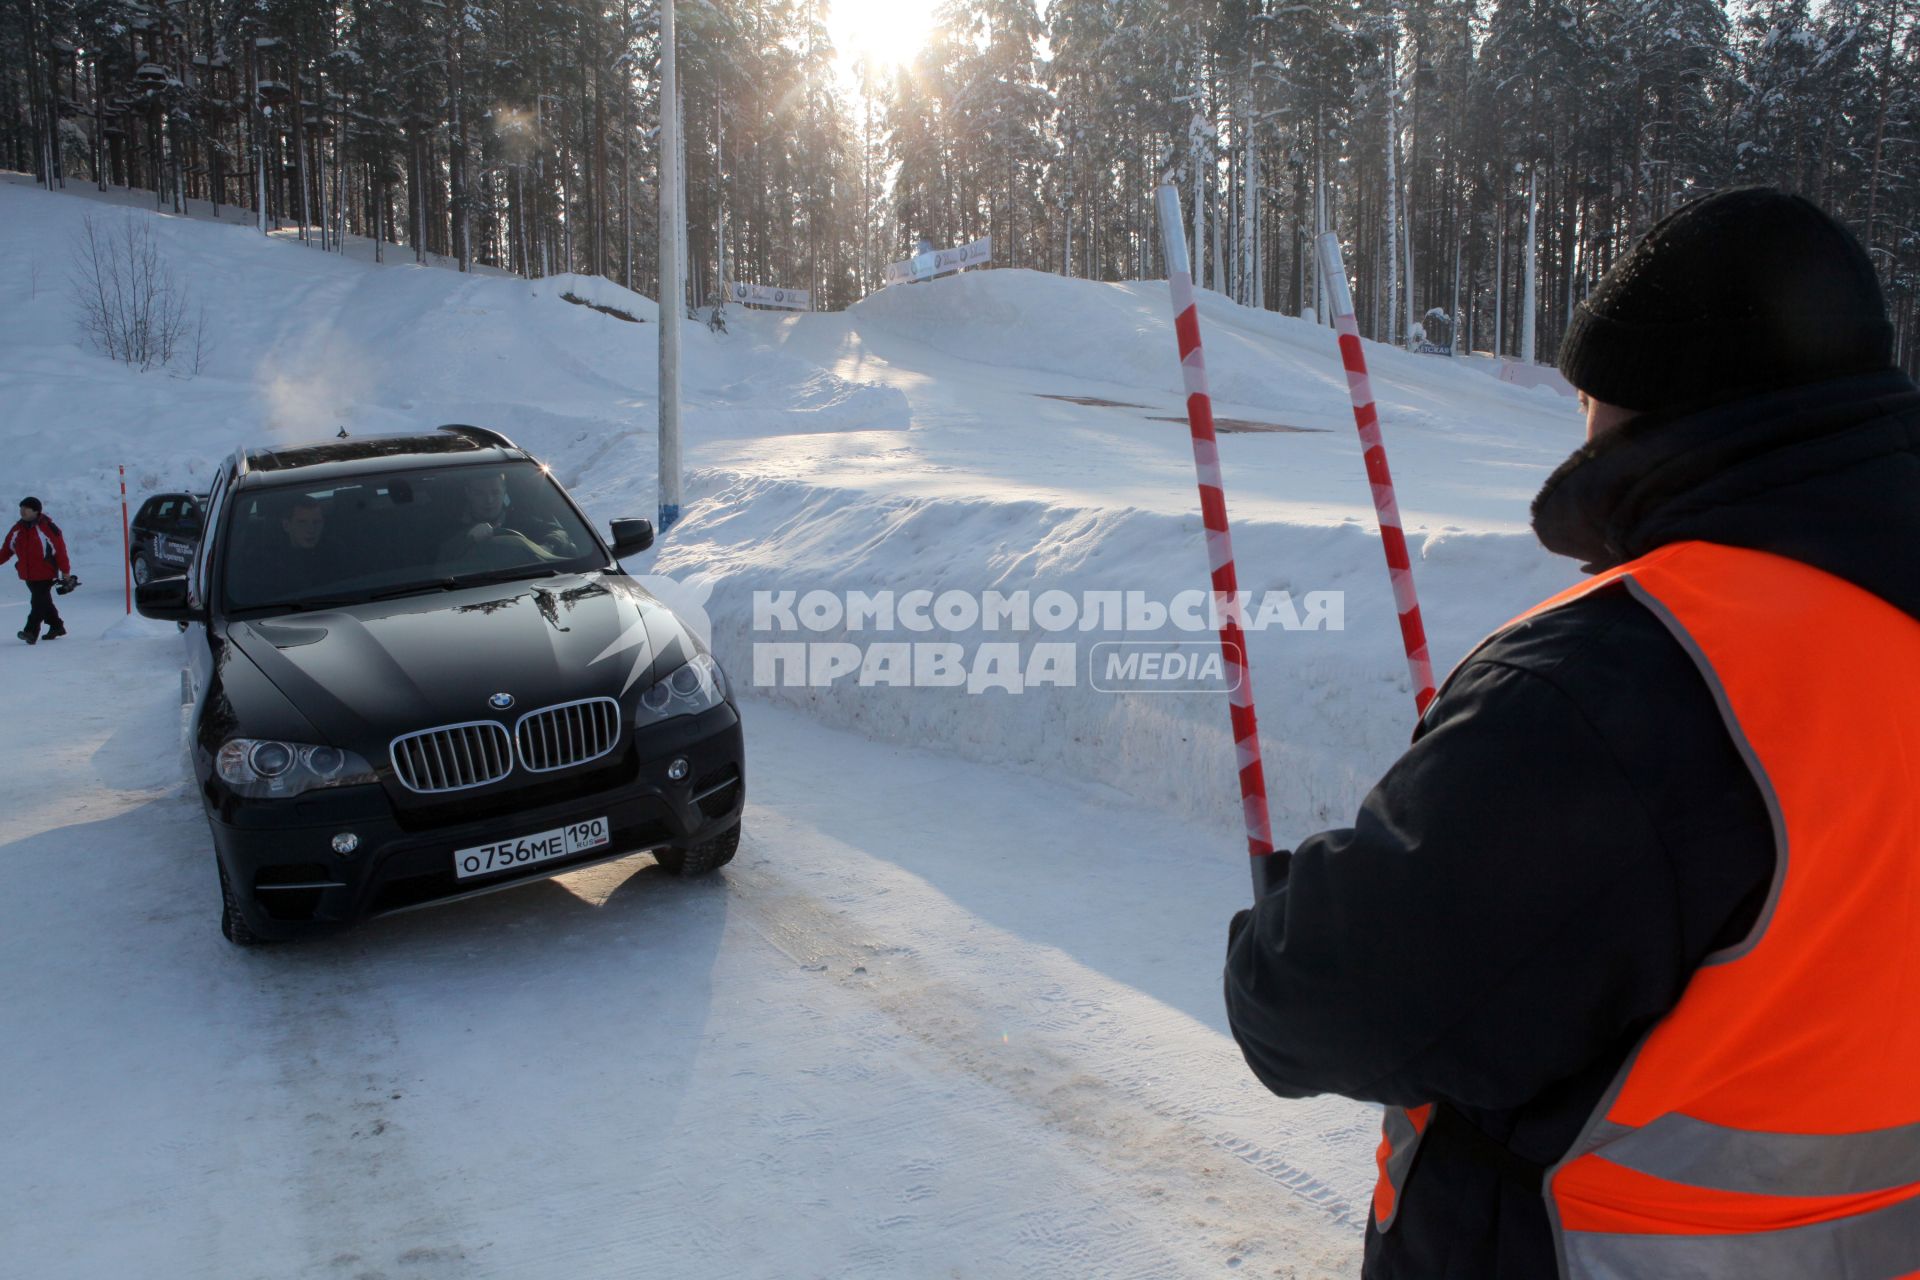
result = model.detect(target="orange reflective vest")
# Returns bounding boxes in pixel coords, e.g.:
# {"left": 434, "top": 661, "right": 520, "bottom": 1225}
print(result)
{"left": 1371, "top": 540, "right": 1920, "bottom": 1278}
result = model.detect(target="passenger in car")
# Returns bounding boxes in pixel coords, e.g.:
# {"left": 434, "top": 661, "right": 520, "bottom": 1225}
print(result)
{"left": 282, "top": 497, "right": 326, "bottom": 552}
{"left": 230, "top": 496, "right": 335, "bottom": 604}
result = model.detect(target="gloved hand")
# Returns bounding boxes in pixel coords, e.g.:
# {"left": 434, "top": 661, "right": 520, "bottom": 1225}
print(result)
{"left": 1251, "top": 848, "right": 1291, "bottom": 900}
{"left": 1229, "top": 850, "right": 1292, "bottom": 953}
{"left": 1229, "top": 907, "right": 1253, "bottom": 951}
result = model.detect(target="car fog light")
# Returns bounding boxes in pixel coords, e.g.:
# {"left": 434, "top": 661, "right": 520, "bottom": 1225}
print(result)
{"left": 332, "top": 832, "right": 361, "bottom": 856}
{"left": 667, "top": 757, "right": 690, "bottom": 782}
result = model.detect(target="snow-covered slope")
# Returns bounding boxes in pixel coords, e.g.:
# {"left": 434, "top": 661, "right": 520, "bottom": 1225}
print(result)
{"left": 667, "top": 269, "right": 1586, "bottom": 831}
{"left": 0, "top": 174, "right": 903, "bottom": 550}
{"left": 769, "top": 266, "right": 1575, "bottom": 528}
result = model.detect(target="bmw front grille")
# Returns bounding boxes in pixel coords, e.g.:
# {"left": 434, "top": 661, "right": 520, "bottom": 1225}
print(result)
{"left": 389, "top": 697, "right": 623, "bottom": 793}
{"left": 515, "top": 697, "right": 622, "bottom": 773}
{"left": 390, "top": 721, "right": 516, "bottom": 794}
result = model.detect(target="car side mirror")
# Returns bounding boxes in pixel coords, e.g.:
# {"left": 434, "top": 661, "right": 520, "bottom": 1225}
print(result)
{"left": 136, "top": 577, "right": 204, "bottom": 623}
{"left": 610, "top": 518, "right": 654, "bottom": 557}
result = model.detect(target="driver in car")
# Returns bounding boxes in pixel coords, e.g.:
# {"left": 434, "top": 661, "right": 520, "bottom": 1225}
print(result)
{"left": 439, "top": 471, "right": 577, "bottom": 563}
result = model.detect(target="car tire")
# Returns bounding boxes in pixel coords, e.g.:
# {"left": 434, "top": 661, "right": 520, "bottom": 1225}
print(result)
{"left": 654, "top": 820, "right": 740, "bottom": 877}
{"left": 218, "top": 861, "right": 265, "bottom": 947}
{"left": 131, "top": 552, "right": 151, "bottom": 587}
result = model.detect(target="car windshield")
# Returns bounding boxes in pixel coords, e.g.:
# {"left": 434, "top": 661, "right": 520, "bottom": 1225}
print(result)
{"left": 220, "top": 461, "right": 604, "bottom": 613}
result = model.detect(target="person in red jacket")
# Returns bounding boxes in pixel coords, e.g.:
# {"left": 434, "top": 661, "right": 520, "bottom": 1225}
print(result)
{"left": 3, "top": 497, "right": 74, "bottom": 644}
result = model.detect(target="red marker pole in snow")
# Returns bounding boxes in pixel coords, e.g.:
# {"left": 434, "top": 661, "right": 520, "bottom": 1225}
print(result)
{"left": 1315, "top": 233, "right": 1436, "bottom": 715}
{"left": 1154, "top": 184, "right": 1277, "bottom": 896}
{"left": 120, "top": 464, "right": 131, "bottom": 615}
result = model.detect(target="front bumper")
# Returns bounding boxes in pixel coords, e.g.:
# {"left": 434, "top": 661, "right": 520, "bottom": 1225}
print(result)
{"left": 207, "top": 703, "right": 744, "bottom": 941}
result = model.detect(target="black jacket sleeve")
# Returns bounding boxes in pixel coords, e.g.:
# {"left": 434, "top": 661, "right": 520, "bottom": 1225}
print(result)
{"left": 1223, "top": 590, "right": 1774, "bottom": 1112}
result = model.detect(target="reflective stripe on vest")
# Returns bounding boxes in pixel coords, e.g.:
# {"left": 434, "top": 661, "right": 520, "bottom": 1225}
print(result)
{"left": 1372, "top": 1103, "right": 1432, "bottom": 1231}
{"left": 1518, "top": 542, "right": 1920, "bottom": 1279}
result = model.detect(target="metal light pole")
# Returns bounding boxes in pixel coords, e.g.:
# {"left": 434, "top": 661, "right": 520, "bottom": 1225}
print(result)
{"left": 657, "top": 0, "right": 682, "bottom": 536}
{"left": 1520, "top": 165, "right": 1538, "bottom": 366}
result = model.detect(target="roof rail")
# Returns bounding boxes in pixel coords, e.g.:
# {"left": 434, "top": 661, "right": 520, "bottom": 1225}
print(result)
{"left": 437, "top": 423, "right": 520, "bottom": 451}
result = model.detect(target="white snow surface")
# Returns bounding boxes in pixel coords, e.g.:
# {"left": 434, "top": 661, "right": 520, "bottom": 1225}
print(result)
{"left": 0, "top": 174, "right": 1589, "bottom": 1277}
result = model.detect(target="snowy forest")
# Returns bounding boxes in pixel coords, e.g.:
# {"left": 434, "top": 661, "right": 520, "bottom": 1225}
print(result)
{"left": 6, "top": 0, "right": 1920, "bottom": 373}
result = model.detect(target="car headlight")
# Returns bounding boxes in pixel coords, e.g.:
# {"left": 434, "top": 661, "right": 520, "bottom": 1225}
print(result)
{"left": 216, "top": 739, "right": 377, "bottom": 798}
{"left": 634, "top": 652, "right": 728, "bottom": 729}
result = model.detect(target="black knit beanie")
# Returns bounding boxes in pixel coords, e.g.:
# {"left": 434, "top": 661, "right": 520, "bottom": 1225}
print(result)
{"left": 1558, "top": 187, "right": 1894, "bottom": 412}
{"left": 19, "top": 496, "right": 41, "bottom": 513}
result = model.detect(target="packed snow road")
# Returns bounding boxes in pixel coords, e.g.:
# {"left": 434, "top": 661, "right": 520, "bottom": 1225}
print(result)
{"left": 3, "top": 589, "right": 1374, "bottom": 1279}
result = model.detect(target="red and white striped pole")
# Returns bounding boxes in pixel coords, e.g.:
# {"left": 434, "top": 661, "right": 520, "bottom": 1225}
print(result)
{"left": 1316, "top": 233, "right": 1436, "bottom": 715}
{"left": 119, "top": 464, "right": 131, "bottom": 614}
{"left": 1154, "top": 183, "right": 1277, "bottom": 895}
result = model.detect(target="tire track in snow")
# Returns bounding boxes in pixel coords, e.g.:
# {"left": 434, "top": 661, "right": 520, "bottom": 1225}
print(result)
{"left": 251, "top": 941, "right": 478, "bottom": 1278}
{"left": 725, "top": 816, "right": 1369, "bottom": 1277}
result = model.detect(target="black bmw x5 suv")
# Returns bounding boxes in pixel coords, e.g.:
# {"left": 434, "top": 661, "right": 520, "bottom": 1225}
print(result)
{"left": 137, "top": 426, "right": 745, "bottom": 945}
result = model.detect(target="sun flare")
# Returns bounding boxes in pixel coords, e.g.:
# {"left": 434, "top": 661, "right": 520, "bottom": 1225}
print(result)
{"left": 827, "top": 0, "right": 943, "bottom": 75}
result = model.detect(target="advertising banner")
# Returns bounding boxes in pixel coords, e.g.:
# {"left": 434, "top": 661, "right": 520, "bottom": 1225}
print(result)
{"left": 726, "top": 280, "right": 812, "bottom": 311}
{"left": 884, "top": 235, "right": 993, "bottom": 285}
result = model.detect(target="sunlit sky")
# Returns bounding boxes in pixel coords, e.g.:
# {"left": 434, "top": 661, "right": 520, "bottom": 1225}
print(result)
{"left": 825, "top": 0, "right": 947, "bottom": 81}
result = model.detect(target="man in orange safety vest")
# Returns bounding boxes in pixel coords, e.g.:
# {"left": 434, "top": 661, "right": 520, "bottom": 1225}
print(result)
{"left": 1225, "top": 187, "right": 1920, "bottom": 1278}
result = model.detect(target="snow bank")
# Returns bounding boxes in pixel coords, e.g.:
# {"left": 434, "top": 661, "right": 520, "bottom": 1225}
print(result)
{"left": 527, "top": 271, "right": 661, "bottom": 322}
{"left": 653, "top": 469, "right": 1574, "bottom": 835}
{"left": 693, "top": 268, "right": 1585, "bottom": 835}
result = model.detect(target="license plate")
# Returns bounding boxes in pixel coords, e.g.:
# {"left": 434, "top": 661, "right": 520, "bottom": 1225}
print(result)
{"left": 454, "top": 816, "right": 610, "bottom": 880}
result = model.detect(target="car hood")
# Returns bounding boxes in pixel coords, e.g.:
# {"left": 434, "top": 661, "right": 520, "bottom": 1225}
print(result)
{"left": 226, "top": 573, "right": 697, "bottom": 753}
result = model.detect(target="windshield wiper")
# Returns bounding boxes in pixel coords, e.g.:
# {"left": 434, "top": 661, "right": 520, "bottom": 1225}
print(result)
{"left": 259, "top": 596, "right": 372, "bottom": 613}
{"left": 365, "top": 578, "right": 461, "bottom": 601}
{"left": 448, "top": 566, "right": 566, "bottom": 589}
{"left": 359, "top": 567, "right": 564, "bottom": 603}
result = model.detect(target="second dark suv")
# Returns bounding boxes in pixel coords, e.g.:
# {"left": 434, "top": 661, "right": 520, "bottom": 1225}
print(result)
{"left": 130, "top": 490, "right": 205, "bottom": 586}
{"left": 136, "top": 426, "right": 745, "bottom": 945}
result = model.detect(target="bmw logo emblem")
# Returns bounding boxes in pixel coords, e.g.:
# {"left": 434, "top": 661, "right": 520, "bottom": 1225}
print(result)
{"left": 489, "top": 692, "right": 515, "bottom": 711}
